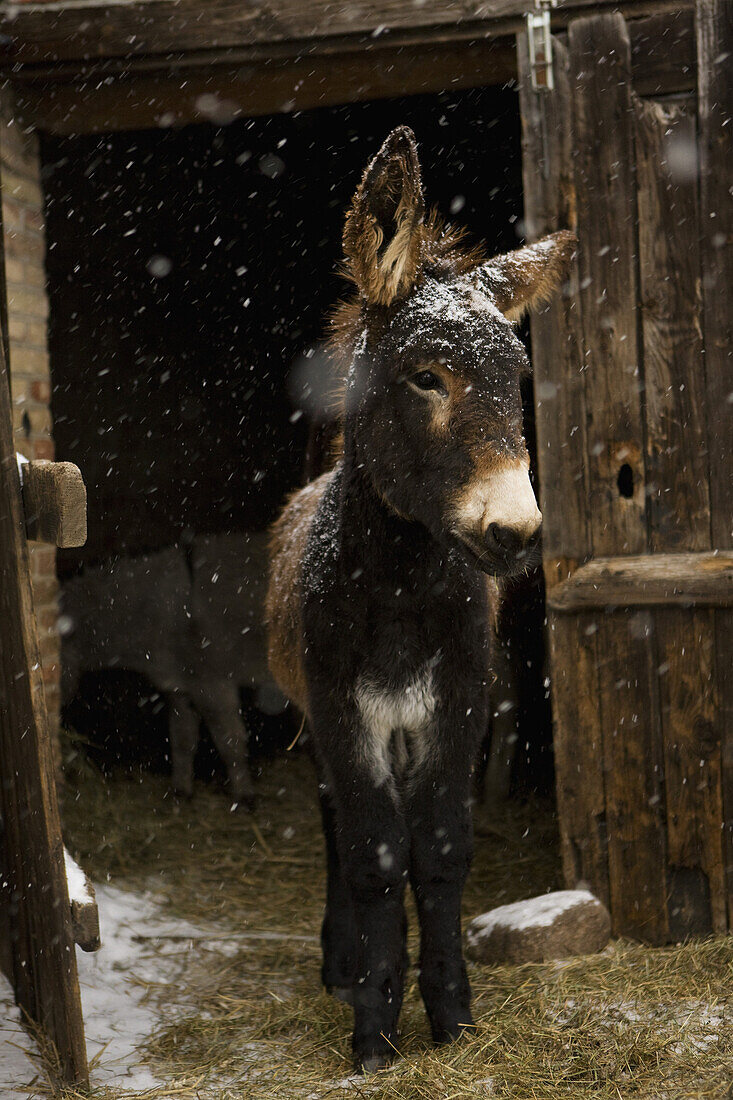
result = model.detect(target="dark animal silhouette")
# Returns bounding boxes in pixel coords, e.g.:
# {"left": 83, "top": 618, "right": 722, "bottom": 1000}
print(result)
{"left": 267, "top": 126, "right": 574, "bottom": 1072}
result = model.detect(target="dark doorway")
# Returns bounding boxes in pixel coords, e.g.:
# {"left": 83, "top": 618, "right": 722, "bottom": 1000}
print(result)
{"left": 42, "top": 83, "right": 552, "bottom": 793}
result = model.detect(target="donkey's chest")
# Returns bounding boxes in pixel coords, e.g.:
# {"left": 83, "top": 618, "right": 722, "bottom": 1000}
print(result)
{"left": 354, "top": 663, "right": 438, "bottom": 784}
{"left": 355, "top": 664, "right": 437, "bottom": 737}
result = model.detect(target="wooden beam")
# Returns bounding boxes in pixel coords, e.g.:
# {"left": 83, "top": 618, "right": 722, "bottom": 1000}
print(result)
{"left": 10, "top": 38, "right": 517, "bottom": 134}
{"left": 21, "top": 459, "right": 87, "bottom": 547}
{"left": 0, "top": 0, "right": 691, "bottom": 68}
{"left": 0, "top": 302, "right": 88, "bottom": 1086}
{"left": 547, "top": 552, "right": 733, "bottom": 611}
{"left": 3, "top": 5, "right": 695, "bottom": 134}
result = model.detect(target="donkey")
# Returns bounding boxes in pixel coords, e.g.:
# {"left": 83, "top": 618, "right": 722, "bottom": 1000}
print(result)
{"left": 266, "top": 127, "right": 575, "bottom": 1072}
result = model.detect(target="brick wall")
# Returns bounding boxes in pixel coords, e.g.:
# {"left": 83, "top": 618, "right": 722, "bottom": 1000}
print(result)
{"left": 0, "top": 86, "right": 61, "bottom": 743}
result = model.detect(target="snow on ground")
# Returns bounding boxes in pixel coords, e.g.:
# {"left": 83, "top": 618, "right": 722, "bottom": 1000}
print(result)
{"left": 0, "top": 882, "right": 220, "bottom": 1096}
{"left": 0, "top": 983, "right": 42, "bottom": 1099}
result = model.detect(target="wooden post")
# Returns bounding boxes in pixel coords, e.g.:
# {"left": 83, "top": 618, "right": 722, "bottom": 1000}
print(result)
{"left": 0, "top": 336, "right": 88, "bottom": 1084}
{"left": 518, "top": 33, "right": 610, "bottom": 910}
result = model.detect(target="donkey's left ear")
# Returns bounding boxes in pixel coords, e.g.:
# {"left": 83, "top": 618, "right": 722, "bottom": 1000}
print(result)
{"left": 472, "top": 230, "right": 577, "bottom": 323}
{"left": 343, "top": 126, "right": 425, "bottom": 307}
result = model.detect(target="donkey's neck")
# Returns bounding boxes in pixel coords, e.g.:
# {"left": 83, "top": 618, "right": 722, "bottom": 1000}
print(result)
{"left": 337, "top": 458, "right": 446, "bottom": 596}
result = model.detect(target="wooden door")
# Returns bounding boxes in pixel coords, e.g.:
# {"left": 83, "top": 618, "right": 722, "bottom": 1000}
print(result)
{"left": 0, "top": 279, "right": 88, "bottom": 1082}
{"left": 518, "top": 1, "right": 732, "bottom": 944}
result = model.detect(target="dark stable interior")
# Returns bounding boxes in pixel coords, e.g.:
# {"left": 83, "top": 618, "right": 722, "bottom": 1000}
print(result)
{"left": 41, "top": 84, "right": 553, "bottom": 795}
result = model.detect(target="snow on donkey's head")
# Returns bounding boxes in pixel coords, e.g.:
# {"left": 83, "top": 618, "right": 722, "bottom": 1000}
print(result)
{"left": 334, "top": 125, "right": 576, "bottom": 576}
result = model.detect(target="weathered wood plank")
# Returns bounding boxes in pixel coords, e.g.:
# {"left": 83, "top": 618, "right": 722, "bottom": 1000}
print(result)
{"left": 10, "top": 38, "right": 517, "bottom": 135}
{"left": 519, "top": 34, "right": 587, "bottom": 586}
{"left": 546, "top": 613, "right": 610, "bottom": 908}
{"left": 597, "top": 611, "right": 668, "bottom": 943}
{"left": 0, "top": 0, "right": 691, "bottom": 67}
{"left": 697, "top": 0, "right": 733, "bottom": 930}
{"left": 547, "top": 553, "right": 733, "bottom": 611}
{"left": 21, "top": 460, "right": 87, "bottom": 547}
{"left": 0, "top": 333, "right": 88, "bottom": 1083}
{"left": 630, "top": 9, "right": 696, "bottom": 96}
{"left": 635, "top": 95, "right": 710, "bottom": 552}
{"left": 655, "top": 609, "right": 725, "bottom": 936}
{"left": 569, "top": 13, "right": 648, "bottom": 559}
{"left": 717, "top": 609, "right": 733, "bottom": 925}
{"left": 4, "top": 5, "right": 695, "bottom": 135}
{"left": 696, "top": 0, "right": 733, "bottom": 554}
{"left": 519, "top": 30, "right": 609, "bottom": 909}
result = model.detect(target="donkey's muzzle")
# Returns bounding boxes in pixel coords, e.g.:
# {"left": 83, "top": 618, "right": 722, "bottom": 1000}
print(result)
{"left": 484, "top": 521, "right": 542, "bottom": 572}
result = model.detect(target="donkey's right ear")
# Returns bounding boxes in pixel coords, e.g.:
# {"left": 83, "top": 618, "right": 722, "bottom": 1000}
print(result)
{"left": 343, "top": 126, "right": 425, "bottom": 307}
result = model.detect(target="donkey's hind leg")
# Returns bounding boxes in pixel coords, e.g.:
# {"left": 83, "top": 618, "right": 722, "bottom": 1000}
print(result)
{"left": 168, "top": 692, "right": 200, "bottom": 798}
{"left": 317, "top": 776, "right": 357, "bottom": 1003}
{"left": 194, "top": 680, "right": 254, "bottom": 810}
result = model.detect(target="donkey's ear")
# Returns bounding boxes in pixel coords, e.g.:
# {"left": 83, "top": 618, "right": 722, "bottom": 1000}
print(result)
{"left": 472, "top": 230, "right": 577, "bottom": 323}
{"left": 343, "top": 126, "right": 425, "bottom": 307}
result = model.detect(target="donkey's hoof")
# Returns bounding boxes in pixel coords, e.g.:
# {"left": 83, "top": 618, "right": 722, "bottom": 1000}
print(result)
{"left": 432, "top": 1016, "right": 477, "bottom": 1046}
{"left": 356, "top": 1051, "right": 393, "bottom": 1074}
{"left": 326, "top": 984, "right": 354, "bottom": 1005}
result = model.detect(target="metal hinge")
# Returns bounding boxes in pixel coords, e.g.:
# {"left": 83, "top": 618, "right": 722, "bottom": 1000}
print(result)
{"left": 526, "top": 0, "right": 557, "bottom": 91}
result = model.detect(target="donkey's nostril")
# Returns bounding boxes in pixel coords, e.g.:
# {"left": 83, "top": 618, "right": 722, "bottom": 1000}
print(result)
{"left": 485, "top": 523, "right": 525, "bottom": 558}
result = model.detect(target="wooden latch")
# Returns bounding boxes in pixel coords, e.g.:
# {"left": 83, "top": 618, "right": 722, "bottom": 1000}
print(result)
{"left": 526, "top": 0, "right": 557, "bottom": 91}
{"left": 16, "top": 453, "right": 87, "bottom": 547}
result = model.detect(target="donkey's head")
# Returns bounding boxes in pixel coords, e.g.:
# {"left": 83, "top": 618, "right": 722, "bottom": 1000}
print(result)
{"left": 338, "top": 126, "right": 575, "bottom": 577}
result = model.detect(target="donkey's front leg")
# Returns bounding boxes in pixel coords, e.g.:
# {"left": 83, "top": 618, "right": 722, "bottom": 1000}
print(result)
{"left": 324, "top": 742, "right": 409, "bottom": 1072}
{"left": 317, "top": 777, "right": 357, "bottom": 1002}
{"left": 406, "top": 750, "right": 475, "bottom": 1045}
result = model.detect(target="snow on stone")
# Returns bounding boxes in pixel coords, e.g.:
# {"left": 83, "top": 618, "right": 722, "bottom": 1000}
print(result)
{"left": 64, "top": 847, "right": 93, "bottom": 906}
{"left": 467, "top": 889, "right": 598, "bottom": 943}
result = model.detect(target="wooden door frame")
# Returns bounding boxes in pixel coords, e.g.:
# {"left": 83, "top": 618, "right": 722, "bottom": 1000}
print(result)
{"left": 0, "top": 0, "right": 693, "bottom": 136}
{"left": 0, "top": 261, "right": 88, "bottom": 1086}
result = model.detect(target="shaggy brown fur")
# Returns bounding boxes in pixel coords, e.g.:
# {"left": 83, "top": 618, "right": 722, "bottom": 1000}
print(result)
{"left": 265, "top": 125, "right": 576, "bottom": 1074}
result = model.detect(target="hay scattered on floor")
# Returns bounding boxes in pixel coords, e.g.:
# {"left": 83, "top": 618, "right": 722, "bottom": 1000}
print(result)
{"left": 46, "top": 743, "right": 733, "bottom": 1100}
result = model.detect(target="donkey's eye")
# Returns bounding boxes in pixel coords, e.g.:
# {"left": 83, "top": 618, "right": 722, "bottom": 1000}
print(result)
{"left": 409, "top": 370, "right": 446, "bottom": 395}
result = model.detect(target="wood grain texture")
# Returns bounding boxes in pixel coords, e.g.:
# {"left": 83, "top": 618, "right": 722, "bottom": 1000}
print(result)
{"left": 11, "top": 38, "right": 517, "bottom": 134}
{"left": 596, "top": 611, "right": 668, "bottom": 943}
{"left": 519, "top": 31, "right": 609, "bottom": 909}
{"left": 697, "top": 0, "right": 733, "bottom": 930}
{"left": 547, "top": 552, "right": 733, "bottom": 611}
{"left": 569, "top": 13, "right": 647, "bottom": 559}
{"left": 717, "top": 609, "right": 733, "bottom": 925}
{"left": 4, "top": 5, "right": 695, "bottom": 135}
{"left": 656, "top": 609, "right": 725, "bottom": 935}
{"left": 0, "top": 338, "right": 88, "bottom": 1084}
{"left": 635, "top": 95, "right": 710, "bottom": 553}
{"left": 696, "top": 0, "right": 733, "bottom": 553}
{"left": 0, "top": 0, "right": 692, "bottom": 66}
{"left": 22, "top": 460, "right": 87, "bottom": 547}
{"left": 546, "top": 613, "right": 610, "bottom": 908}
{"left": 519, "top": 34, "right": 588, "bottom": 585}
{"left": 630, "top": 9, "right": 696, "bottom": 96}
